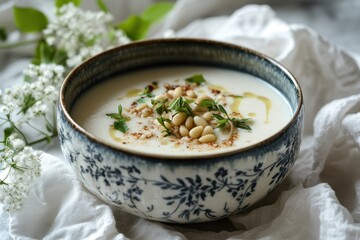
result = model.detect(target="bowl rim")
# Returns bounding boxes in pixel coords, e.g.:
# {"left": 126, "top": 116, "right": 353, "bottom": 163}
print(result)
{"left": 59, "top": 38, "right": 303, "bottom": 160}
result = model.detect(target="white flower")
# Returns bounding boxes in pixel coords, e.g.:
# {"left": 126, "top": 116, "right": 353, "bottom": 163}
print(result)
{"left": 43, "top": 3, "right": 131, "bottom": 67}
{"left": 7, "top": 135, "right": 25, "bottom": 150}
{"left": 0, "top": 135, "right": 42, "bottom": 212}
{"left": 0, "top": 105, "right": 10, "bottom": 115}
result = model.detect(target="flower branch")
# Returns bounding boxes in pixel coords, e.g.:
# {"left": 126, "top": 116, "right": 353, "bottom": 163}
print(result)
{"left": 0, "top": 0, "right": 173, "bottom": 212}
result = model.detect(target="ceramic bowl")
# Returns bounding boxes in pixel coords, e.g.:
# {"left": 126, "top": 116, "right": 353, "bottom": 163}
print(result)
{"left": 58, "top": 38, "right": 304, "bottom": 223}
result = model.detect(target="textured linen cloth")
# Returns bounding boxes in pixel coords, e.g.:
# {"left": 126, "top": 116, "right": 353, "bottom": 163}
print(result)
{"left": 1, "top": 1, "right": 360, "bottom": 239}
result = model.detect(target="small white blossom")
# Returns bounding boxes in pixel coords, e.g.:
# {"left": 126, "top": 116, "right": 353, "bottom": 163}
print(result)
{"left": 0, "top": 2, "right": 134, "bottom": 213}
{"left": 43, "top": 3, "right": 130, "bottom": 67}
{"left": 0, "top": 105, "right": 10, "bottom": 115}
{"left": 1, "top": 135, "right": 42, "bottom": 212}
{"left": 7, "top": 135, "right": 25, "bottom": 150}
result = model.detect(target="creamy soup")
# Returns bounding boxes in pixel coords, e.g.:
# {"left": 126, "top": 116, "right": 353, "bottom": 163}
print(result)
{"left": 71, "top": 66, "right": 293, "bottom": 157}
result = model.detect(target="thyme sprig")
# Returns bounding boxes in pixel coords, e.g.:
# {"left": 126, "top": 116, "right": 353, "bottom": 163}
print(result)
{"left": 185, "top": 74, "right": 207, "bottom": 86}
{"left": 168, "top": 96, "right": 193, "bottom": 116}
{"left": 198, "top": 99, "right": 252, "bottom": 130}
{"left": 0, "top": 0, "right": 174, "bottom": 213}
{"left": 106, "top": 104, "right": 129, "bottom": 133}
{"left": 136, "top": 82, "right": 158, "bottom": 103}
{"left": 151, "top": 98, "right": 169, "bottom": 115}
{"left": 157, "top": 116, "right": 174, "bottom": 137}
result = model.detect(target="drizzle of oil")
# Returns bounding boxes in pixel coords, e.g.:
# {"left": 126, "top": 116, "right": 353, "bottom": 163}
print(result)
{"left": 197, "top": 89, "right": 206, "bottom": 94}
{"left": 117, "top": 89, "right": 142, "bottom": 99}
{"left": 248, "top": 112, "right": 256, "bottom": 117}
{"left": 209, "top": 84, "right": 227, "bottom": 92}
{"left": 230, "top": 97, "right": 242, "bottom": 114}
{"left": 243, "top": 92, "right": 272, "bottom": 123}
{"left": 109, "top": 126, "right": 122, "bottom": 143}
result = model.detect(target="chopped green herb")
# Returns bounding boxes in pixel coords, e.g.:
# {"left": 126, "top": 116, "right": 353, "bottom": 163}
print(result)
{"left": 135, "top": 82, "right": 157, "bottom": 103}
{"left": 169, "top": 96, "right": 193, "bottom": 116}
{"left": 185, "top": 74, "right": 207, "bottom": 86}
{"left": 200, "top": 100, "right": 252, "bottom": 131}
{"left": 20, "top": 94, "right": 36, "bottom": 114}
{"left": 107, "top": 104, "right": 129, "bottom": 133}
{"left": 139, "top": 85, "right": 155, "bottom": 97}
{"left": 136, "top": 97, "right": 146, "bottom": 103}
{"left": 151, "top": 98, "right": 169, "bottom": 115}
{"left": 157, "top": 116, "right": 173, "bottom": 137}
{"left": 198, "top": 98, "right": 220, "bottom": 111}
{"left": 231, "top": 118, "right": 253, "bottom": 130}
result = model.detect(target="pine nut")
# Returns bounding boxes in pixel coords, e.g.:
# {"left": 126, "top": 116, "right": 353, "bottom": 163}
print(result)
{"left": 154, "top": 94, "right": 166, "bottom": 101}
{"left": 173, "top": 87, "right": 183, "bottom": 98}
{"left": 136, "top": 103, "right": 148, "bottom": 111}
{"left": 179, "top": 125, "right": 189, "bottom": 137}
{"left": 185, "top": 116, "right": 194, "bottom": 129}
{"left": 172, "top": 112, "right": 187, "bottom": 126}
{"left": 141, "top": 108, "right": 152, "bottom": 117}
{"left": 189, "top": 126, "right": 203, "bottom": 139}
{"left": 186, "top": 90, "right": 197, "bottom": 98}
{"left": 195, "top": 95, "right": 212, "bottom": 104}
{"left": 199, "top": 134, "right": 216, "bottom": 143}
{"left": 194, "top": 116, "right": 207, "bottom": 127}
{"left": 201, "top": 126, "right": 214, "bottom": 136}
{"left": 164, "top": 121, "right": 172, "bottom": 129}
{"left": 193, "top": 106, "right": 208, "bottom": 112}
{"left": 202, "top": 112, "right": 213, "bottom": 122}
{"left": 165, "top": 92, "right": 173, "bottom": 99}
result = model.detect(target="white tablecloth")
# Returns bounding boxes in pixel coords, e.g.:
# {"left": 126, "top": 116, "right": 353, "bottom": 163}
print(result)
{"left": 1, "top": 1, "right": 360, "bottom": 239}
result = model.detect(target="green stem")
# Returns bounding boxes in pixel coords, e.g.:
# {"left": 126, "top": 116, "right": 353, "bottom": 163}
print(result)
{"left": 28, "top": 132, "right": 57, "bottom": 146}
{"left": 27, "top": 121, "right": 50, "bottom": 137}
{"left": 0, "top": 37, "right": 41, "bottom": 50}
{"left": 10, "top": 122, "right": 29, "bottom": 145}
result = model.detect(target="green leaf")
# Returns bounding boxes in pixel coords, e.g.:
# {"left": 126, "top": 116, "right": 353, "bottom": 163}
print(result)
{"left": 212, "top": 113, "right": 225, "bottom": 121}
{"left": 151, "top": 98, "right": 169, "bottom": 115}
{"left": 216, "top": 119, "right": 228, "bottom": 129}
{"left": 96, "top": 0, "right": 108, "bottom": 12}
{"left": 56, "top": 0, "right": 82, "bottom": 8}
{"left": 231, "top": 118, "right": 253, "bottom": 130}
{"left": 0, "top": 27, "right": 7, "bottom": 41}
{"left": 107, "top": 104, "right": 129, "bottom": 133}
{"left": 136, "top": 98, "right": 146, "bottom": 103}
{"left": 139, "top": 85, "right": 155, "bottom": 96}
{"left": 117, "top": 15, "right": 150, "bottom": 41}
{"left": 157, "top": 117, "right": 173, "bottom": 137}
{"left": 117, "top": 1, "right": 174, "bottom": 40}
{"left": 198, "top": 99, "right": 218, "bottom": 111}
{"left": 169, "top": 97, "right": 193, "bottom": 116}
{"left": 21, "top": 94, "right": 36, "bottom": 113}
{"left": 13, "top": 6, "right": 48, "bottom": 33}
{"left": 3, "top": 127, "right": 14, "bottom": 143}
{"left": 106, "top": 113, "right": 121, "bottom": 120}
{"left": 113, "top": 119, "right": 128, "bottom": 133}
{"left": 118, "top": 104, "right": 123, "bottom": 115}
{"left": 185, "top": 74, "right": 206, "bottom": 86}
{"left": 141, "top": 2, "right": 174, "bottom": 22}
{"left": 218, "top": 105, "right": 228, "bottom": 116}
{"left": 32, "top": 41, "right": 67, "bottom": 65}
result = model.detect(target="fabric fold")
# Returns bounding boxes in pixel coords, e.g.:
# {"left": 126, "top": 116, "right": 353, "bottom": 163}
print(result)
{"left": 8, "top": 154, "right": 126, "bottom": 240}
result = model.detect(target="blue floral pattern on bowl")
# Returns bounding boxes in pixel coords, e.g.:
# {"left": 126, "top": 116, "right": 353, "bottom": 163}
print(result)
{"left": 58, "top": 39, "right": 304, "bottom": 223}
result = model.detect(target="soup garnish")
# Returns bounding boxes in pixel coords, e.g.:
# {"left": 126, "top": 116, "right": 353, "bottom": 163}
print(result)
{"left": 107, "top": 74, "right": 253, "bottom": 145}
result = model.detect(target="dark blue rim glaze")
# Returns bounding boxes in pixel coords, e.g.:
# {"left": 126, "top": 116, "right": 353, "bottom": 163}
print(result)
{"left": 59, "top": 38, "right": 303, "bottom": 161}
